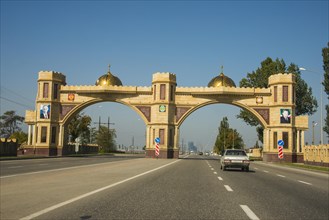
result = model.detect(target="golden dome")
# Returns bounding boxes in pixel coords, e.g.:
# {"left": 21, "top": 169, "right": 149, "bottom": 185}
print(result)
{"left": 208, "top": 68, "right": 236, "bottom": 87}
{"left": 95, "top": 65, "right": 123, "bottom": 86}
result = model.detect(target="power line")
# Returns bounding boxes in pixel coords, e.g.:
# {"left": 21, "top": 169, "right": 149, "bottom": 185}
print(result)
{"left": 0, "top": 96, "right": 34, "bottom": 109}
{"left": 0, "top": 86, "right": 35, "bottom": 103}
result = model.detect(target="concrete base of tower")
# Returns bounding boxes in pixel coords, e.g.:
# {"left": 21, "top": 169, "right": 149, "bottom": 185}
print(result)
{"left": 263, "top": 152, "right": 304, "bottom": 163}
{"left": 145, "top": 149, "right": 179, "bottom": 159}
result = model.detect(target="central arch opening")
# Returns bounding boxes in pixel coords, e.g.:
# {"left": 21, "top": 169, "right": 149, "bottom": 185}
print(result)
{"left": 179, "top": 104, "right": 260, "bottom": 155}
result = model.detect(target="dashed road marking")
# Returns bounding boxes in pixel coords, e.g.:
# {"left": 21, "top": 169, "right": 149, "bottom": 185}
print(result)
{"left": 217, "top": 176, "right": 223, "bottom": 181}
{"left": 211, "top": 168, "right": 214, "bottom": 170}
{"left": 263, "top": 170, "right": 269, "bottom": 173}
{"left": 276, "top": 174, "right": 285, "bottom": 178}
{"left": 213, "top": 172, "right": 217, "bottom": 174}
{"left": 240, "top": 205, "right": 260, "bottom": 220}
{"left": 224, "top": 185, "right": 233, "bottom": 191}
{"left": 298, "top": 180, "right": 312, "bottom": 185}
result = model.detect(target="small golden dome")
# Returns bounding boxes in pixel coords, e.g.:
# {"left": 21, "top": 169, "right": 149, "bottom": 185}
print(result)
{"left": 95, "top": 65, "right": 123, "bottom": 86}
{"left": 208, "top": 67, "right": 236, "bottom": 87}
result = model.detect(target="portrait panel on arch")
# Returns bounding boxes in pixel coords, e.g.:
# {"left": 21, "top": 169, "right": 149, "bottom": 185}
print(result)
{"left": 280, "top": 109, "right": 291, "bottom": 124}
{"left": 40, "top": 104, "right": 50, "bottom": 119}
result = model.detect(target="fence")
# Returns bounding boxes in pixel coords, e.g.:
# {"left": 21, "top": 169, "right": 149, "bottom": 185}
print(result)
{"left": 0, "top": 138, "right": 18, "bottom": 157}
{"left": 303, "top": 145, "right": 329, "bottom": 167}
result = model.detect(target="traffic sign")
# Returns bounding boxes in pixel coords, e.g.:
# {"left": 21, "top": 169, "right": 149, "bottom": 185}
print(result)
{"left": 155, "top": 137, "right": 160, "bottom": 144}
{"left": 278, "top": 139, "right": 284, "bottom": 159}
{"left": 278, "top": 140, "right": 284, "bottom": 146}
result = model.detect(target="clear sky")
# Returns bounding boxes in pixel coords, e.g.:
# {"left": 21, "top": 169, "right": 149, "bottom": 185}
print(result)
{"left": 1, "top": 0, "right": 328, "bottom": 150}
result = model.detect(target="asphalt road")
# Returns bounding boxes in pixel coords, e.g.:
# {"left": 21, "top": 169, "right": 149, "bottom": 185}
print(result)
{"left": 1, "top": 155, "right": 328, "bottom": 220}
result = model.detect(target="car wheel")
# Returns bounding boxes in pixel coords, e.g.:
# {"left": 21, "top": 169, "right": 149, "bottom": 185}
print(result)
{"left": 246, "top": 167, "right": 249, "bottom": 172}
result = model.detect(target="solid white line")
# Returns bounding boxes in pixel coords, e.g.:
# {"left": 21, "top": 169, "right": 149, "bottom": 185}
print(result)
{"left": 8, "top": 166, "right": 23, "bottom": 169}
{"left": 298, "top": 180, "right": 312, "bottom": 185}
{"left": 19, "top": 159, "right": 180, "bottom": 220}
{"left": 217, "top": 176, "right": 223, "bottom": 181}
{"left": 1, "top": 159, "right": 143, "bottom": 179}
{"left": 224, "top": 185, "right": 233, "bottom": 191}
{"left": 276, "top": 174, "right": 285, "bottom": 178}
{"left": 240, "top": 205, "right": 260, "bottom": 220}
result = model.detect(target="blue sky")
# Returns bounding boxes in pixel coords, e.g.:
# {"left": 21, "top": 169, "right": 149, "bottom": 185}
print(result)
{"left": 1, "top": 0, "right": 328, "bottom": 149}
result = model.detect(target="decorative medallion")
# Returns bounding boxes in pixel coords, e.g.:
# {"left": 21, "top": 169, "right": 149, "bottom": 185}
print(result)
{"left": 68, "top": 93, "right": 75, "bottom": 101}
{"left": 159, "top": 105, "right": 166, "bottom": 112}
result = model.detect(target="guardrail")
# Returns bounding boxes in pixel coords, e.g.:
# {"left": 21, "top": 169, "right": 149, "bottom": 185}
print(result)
{"left": 304, "top": 145, "right": 329, "bottom": 167}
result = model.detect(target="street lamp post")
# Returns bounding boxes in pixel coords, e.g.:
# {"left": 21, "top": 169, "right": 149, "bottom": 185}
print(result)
{"left": 312, "top": 121, "right": 317, "bottom": 145}
{"left": 299, "top": 67, "right": 324, "bottom": 144}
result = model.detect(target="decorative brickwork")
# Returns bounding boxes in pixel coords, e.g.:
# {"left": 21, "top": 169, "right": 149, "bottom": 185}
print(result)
{"left": 136, "top": 106, "right": 151, "bottom": 122}
{"left": 254, "top": 108, "right": 270, "bottom": 125}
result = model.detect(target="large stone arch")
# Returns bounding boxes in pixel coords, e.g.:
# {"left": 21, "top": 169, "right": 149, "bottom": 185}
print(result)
{"left": 176, "top": 101, "right": 268, "bottom": 129}
{"left": 25, "top": 70, "right": 308, "bottom": 162}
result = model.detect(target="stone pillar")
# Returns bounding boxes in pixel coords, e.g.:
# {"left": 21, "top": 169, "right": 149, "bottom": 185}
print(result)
{"left": 28, "top": 125, "right": 32, "bottom": 145}
{"left": 301, "top": 131, "right": 305, "bottom": 152}
{"left": 296, "top": 130, "right": 300, "bottom": 153}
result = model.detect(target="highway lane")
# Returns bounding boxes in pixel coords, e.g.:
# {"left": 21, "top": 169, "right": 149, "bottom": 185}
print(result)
{"left": 0, "top": 154, "right": 144, "bottom": 177}
{"left": 1, "top": 155, "right": 328, "bottom": 219}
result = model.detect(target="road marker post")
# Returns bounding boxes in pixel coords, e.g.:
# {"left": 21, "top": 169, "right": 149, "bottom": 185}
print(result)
{"left": 278, "top": 140, "right": 284, "bottom": 161}
{"left": 154, "top": 137, "right": 160, "bottom": 159}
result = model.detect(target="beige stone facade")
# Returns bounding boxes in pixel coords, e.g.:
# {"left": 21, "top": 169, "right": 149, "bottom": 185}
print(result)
{"left": 25, "top": 70, "right": 308, "bottom": 162}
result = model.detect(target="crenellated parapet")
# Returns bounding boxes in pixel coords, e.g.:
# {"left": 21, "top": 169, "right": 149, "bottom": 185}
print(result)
{"left": 268, "top": 73, "right": 296, "bottom": 85}
{"left": 38, "top": 71, "right": 66, "bottom": 84}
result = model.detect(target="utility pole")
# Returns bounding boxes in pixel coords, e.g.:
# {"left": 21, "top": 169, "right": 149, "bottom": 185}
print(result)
{"left": 94, "top": 116, "right": 115, "bottom": 131}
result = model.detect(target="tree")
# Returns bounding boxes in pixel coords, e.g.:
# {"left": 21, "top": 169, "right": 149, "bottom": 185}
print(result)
{"left": 10, "top": 131, "right": 28, "bottom": 145}
{"left": 213, "top": 117, "right": 244, "bottom": 154}
{"left": 0, "top": 111, "right": 25, "bottom": 138}
{"left": 238, "top": 57, "right": 318, "bottom": 143}
{"left": 322, "top": 42, "right": 329, "bottom": 138}
{"left": 97, "top": 125, "right": 117, "bottom": 153}
{"left": 68, "top": 113, "right": 92, "bottom": 144}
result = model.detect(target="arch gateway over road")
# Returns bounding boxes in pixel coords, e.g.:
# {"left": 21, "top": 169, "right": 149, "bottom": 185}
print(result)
{"left": 25, "top": 68, "right": 308, "bottom": 162}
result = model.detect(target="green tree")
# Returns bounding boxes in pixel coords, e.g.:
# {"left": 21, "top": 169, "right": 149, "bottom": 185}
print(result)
{"left": 68, "top": 113, "right": 92, "bottom": 144}
{"left": 10, "top": 131, "right": 28, "bottom": 145}
{"left": 238, "top": 57, "right": 318, "bottom": 143}
{"left": 97, "top": 125, "right": 117, "bottom": 153}
{"left": 322, "top": 42, "right": 329, "bottom": 138}
{"left": 0, "top": 111, "right": 25, "bottom": 138}
{"left": 213, "top": 117, "right": 244, "bottom": 154}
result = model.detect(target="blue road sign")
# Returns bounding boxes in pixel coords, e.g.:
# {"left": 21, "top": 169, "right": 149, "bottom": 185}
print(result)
{"left": 155, "top": 137, "right": 160, "bottom": 144}
{"left": 278, "top": 140, "right": 284, "bottom": 146}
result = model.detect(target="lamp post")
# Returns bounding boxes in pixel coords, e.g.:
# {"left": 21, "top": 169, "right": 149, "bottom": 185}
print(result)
{"left": 312, "top": 121, "right": 317, "bottom": 145}
{"left": 299, "top": 67, "right": 324, "bottom": 144}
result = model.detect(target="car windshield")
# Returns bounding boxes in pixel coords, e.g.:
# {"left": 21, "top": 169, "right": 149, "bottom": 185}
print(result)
{"left": 225, "top": 150, "right": 247, "bottom": 156}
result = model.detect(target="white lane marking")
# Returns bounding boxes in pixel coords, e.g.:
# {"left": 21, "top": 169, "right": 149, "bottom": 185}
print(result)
{"left": 263, "top": 170, "right": 269, "bottom": 173}
{"left": 224, "top": 185, "right": 233, "bottom": 191}
{"left": 19, "top": 159, "right": 180, "bottom": 220}
{"left": 217, "top": 176, "right": 223, "bottom": 181}
{"left": 298, "top": 180, "right": 312, "bottom": 185}
{"left": 254, "top": 167, "right": 259, "bottom": 170}
{"left": 240, "top": 205, "right": 260, "bottom": 220}
{"left": 8, "top": 166, "right": 23, "bottom": 169}
{"left": 213, "top": 172, "right": 217, "bottom": 174}
{"left": 276, "top": 174, "right": 285, "bottom": 178}
{"left": 211, "top": 168, "right": 214, "bottom": 170}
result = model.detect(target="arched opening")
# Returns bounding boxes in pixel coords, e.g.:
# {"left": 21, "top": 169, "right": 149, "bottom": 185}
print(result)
{"left": 179, "top": 103, "right": 263, "bottom": 155}
{"left": 60, "top": 101, "right": 146, "bottom": 155}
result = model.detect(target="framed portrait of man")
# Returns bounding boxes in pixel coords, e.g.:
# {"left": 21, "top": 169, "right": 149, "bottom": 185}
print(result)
{"left": 40, "top": 104, "right": 50, "bottom": 119}
{"left": 280, "top": 109, "right": 291, "bottom": 124}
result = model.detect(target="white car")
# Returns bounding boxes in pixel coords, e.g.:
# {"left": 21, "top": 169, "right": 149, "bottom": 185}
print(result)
{"left": 220, "top": 149, "right": 250, "bottom": 172}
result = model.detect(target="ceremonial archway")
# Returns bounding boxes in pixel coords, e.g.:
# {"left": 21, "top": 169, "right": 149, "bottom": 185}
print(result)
{"left": 25, "top": 67, "right": 308, "bottom": 162}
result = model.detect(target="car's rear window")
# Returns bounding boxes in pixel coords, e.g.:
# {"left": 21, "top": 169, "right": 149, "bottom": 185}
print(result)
{"left": 225, "top": 150, "right": 247, "bottom": 156}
